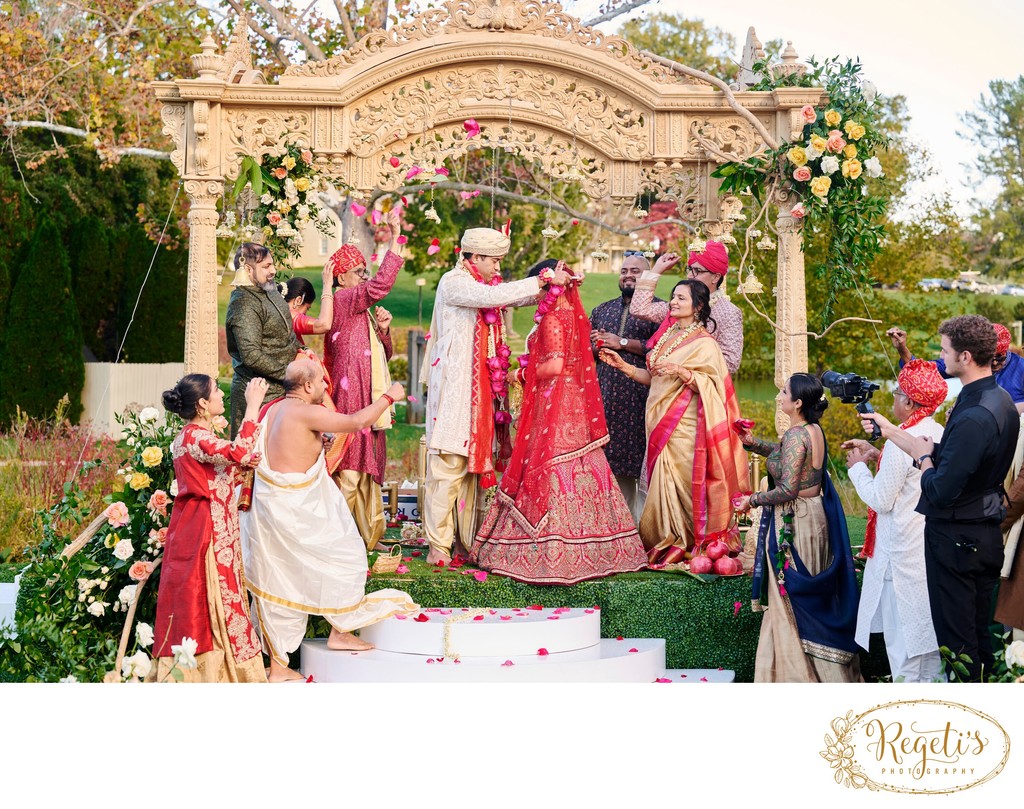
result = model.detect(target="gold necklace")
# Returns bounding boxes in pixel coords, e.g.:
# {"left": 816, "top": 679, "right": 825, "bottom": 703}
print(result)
{"left": 650, "top": 321, "right": 703, "bottom": 366}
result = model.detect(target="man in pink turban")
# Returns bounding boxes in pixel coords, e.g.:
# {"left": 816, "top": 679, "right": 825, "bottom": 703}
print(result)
{"left": 323, "top": 210, "right": 403, "bottom": 549}
{"left": 844, "top": 359, "right": 947, "bottom": 682}
{"left": 888, "top": 321, "right": 1024, "bottom": 412}
{"left": 628, "top": 240, "right": 744, "bottom": 374}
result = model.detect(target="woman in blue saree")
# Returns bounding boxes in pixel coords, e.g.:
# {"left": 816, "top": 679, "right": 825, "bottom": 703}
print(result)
{"left": 734, "top": 373, "right": 861, "bottom": 682}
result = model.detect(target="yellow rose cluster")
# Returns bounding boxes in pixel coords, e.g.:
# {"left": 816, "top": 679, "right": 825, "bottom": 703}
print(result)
{"left": 141, "top": 446, "right": 163, "bottom": 468}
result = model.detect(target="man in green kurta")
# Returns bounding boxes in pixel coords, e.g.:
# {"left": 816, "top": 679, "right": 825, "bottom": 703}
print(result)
{"left": 225, "top": 243, "right": 301, "bottom": 436}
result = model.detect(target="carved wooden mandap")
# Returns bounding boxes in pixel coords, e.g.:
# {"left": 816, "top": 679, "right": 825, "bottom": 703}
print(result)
{"left": 154, "top": 0, "right": 825, "bottom": 394}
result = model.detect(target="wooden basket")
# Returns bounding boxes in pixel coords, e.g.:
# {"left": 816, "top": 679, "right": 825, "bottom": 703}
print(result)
{"left": 370, "top": 543, "right": 404, "bottom": 575}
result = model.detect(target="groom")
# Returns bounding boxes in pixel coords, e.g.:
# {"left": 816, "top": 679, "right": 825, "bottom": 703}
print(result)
{"left": 421, "top": 225, "right": 571, "bottom": 565}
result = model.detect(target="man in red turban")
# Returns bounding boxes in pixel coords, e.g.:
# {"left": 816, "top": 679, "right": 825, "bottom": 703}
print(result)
{"left": 628, "top": 239, "right": 744, "bottom": 375}
{"left": 323, "top": 211, "right": 403, "bottom": 549}
{"left": 844, "top": 358, "right": 947, "bottom": 682}
{"left": 888, "top": 321, "right": 1024, "bottom": 411}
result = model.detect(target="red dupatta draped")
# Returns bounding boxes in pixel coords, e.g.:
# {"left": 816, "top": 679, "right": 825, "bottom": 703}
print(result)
{"left": 498, "top": 283, "right": 608, "bottom": 529}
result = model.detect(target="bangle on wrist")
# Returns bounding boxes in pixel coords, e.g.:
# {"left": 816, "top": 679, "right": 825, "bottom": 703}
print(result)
{"left": 382, "top": 393, "right": 395, "bottom": 406}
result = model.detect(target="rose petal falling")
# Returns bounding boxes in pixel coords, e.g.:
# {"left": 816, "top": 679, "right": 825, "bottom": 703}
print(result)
{"left": 350, "top": 203, "right": 367, "bottom": 217}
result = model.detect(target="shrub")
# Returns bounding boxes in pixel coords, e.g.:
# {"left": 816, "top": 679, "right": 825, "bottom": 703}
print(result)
{"left": 69, "top": 216, "right": 114, "bottom": 360}
{"left": 0, "top": 219, "right": 85, "bottom": 423}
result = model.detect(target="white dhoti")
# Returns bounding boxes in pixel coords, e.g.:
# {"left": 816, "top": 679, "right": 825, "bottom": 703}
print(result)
{"left": 240, "top": 430, "right": 417, "bottom": 666}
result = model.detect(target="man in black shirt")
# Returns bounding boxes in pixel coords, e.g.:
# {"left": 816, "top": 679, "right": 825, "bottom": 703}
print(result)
{"left": 864, "top": 315, "right": 1019, "bottom": 681}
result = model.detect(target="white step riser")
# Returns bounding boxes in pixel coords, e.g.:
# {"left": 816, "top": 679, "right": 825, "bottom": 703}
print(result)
{"left": 300, "top": 638, "right": 666, "bottom": 683}
{"left": 359, "top": 607, "right": 601, "bottom": 657}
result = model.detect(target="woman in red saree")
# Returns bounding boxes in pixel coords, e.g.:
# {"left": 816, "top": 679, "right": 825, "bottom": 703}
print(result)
{"left": 153, "top": 373, "right": 268, "bottom": 682}
{"left": 600, "top": 279, "right": 748, "bottom": 565}
{"left": 470, "top": 263, "right": 648, "bottom": 584}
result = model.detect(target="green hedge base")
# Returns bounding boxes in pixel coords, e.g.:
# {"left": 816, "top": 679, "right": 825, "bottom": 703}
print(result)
{"left": 309, "top": 555, "right": 891, "bottom": 683}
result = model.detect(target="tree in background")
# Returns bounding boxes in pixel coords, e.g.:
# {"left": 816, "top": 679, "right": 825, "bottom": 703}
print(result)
{"left": 618, "top": 13, "right": 738, "bottom": 81}
{"left": 960, "top": 76, "right": 1024, "bottom": 278}
{"left": 0, "top": 219, "right": 85, "bottom": 423}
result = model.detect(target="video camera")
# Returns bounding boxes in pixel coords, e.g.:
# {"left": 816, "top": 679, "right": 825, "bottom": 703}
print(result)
{"left": 820, "top": 370, "right": 882, "bottom": 441}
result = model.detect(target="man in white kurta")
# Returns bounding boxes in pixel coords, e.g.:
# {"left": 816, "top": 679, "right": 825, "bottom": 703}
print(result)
{"left": 240, "top": 360, "right": 416, "bottom": 681}
{"left": 422, "top": 227, "right": 571, "bottom": 564}
{"left": 843, "top": 359, "right": 947, "bottom": 682}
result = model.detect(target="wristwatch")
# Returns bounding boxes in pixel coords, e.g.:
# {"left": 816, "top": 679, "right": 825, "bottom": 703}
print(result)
{"left": 914, "top": 454, "right": 931, "bottom": 469}
{"left": 619, "top": 337, "right": 629, "bottom": 348}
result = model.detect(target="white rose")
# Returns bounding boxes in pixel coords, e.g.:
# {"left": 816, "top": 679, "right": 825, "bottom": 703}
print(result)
{"left": 58, "top": 675, "right": 79, "bottom": 683}
{"left": 861, "top": 80, "right": 877, "bottom": 104}
{"left": 864, "top": 156, "right": 884, "bottom": 178}
{"left": 78, "top": 593, "right": 86, "bottom": 603}
{"left": 101, "top": 567, "right": 109, "bottom": 574}
{"left": 804, "top": 143, "right": 823, "bottom": 161}
{"left": 87, "top": 601, "right": 106, "bottom": 617}
{"left": 1006, "top": 640, "right": 1024, "bottom": 670}
{"left": 172, "top": 636, "right": 199, "bottom": 670}
{"left": 284, "top": 178, "right": 296, "bottom": 193}
{"left": 296, "top": 204, "right": 310, "bottom": 219}
{"left": 126, "top": 436, "right": 135, "bottom": 446}
{"left": 139, "top": 406, "right": 159, "bottom": 424}
{"left": 121, "top": 651, "right": 152, "bottom": 680}
{"left": 113, "top": 539, "right": 134, "bottom": 561}
{"left": 118, "top": 584, "right": 137, "bottom": 606}
{"left": 820, "top": 155, "right": 840, "bottom": 175}
{"left": 135, "top": 622, "right": 154, "bottom": 648}
{"left": 260, "top": 193, "right": 273, "bottom": 205}
{"left": 170, "top": 479, "right": 178, "bottom": 497}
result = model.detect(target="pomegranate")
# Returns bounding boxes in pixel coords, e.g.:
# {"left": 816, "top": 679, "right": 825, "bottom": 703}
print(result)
{"left": 689, "top": 555, "right": 714, "bottom": 575}
{"left": 705, "top": 540, "right": 729, "bottom": 561}
{"left": 714, "top": 556, "right": 742, "bottom": 576}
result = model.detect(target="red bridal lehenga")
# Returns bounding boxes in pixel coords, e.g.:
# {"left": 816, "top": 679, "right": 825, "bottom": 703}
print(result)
{"left": 470, "top": 283, "right": 648, "bottom": 584}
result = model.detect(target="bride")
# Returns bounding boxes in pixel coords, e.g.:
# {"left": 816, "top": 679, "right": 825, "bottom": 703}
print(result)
{"left": 470, "top": 261, "right": 648, "bottom": 584}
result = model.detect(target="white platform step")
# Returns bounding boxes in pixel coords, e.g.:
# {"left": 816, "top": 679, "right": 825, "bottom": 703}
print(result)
{"left": 359, "top": 607, "right": 600, "bottom": 657}
{"left": 0, "top": 578, "right": 19, "bottom": 635}
{"left": 300, "top": 637, "right": 667, "bottom": 683}
{"left": 659, "top": 668, "right": 736, "bottom": 683}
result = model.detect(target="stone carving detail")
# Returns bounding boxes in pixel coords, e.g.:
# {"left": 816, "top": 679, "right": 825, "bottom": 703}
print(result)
{"left": 285, "top": 0, "right": 690, "bottom": 85}
{"left": 640, "top": 162, "right": 704, "bottom": 220}
{"left": 689, "top": 117, "right": 769, "bottom": 162}
{"left": 193, "top": 100, "right": 210, "bottom": 174}
{"left": 224, "top": 109, "right": 312, "bottom": 178}
{"left": 349, "top": 66, "right": 648, "bottom": 161}
{"left": 160, "top": 104, "right": 186, "bottom": 174}
{"left": 182, "top": 179, "right": 224, "bottom": 377}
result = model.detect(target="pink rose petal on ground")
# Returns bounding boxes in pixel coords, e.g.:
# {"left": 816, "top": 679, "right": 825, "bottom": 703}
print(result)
{"left": 396, "top": 235, "right": 408, "bottom": 245}
{"left": 435, "top": 658, "right": 444, "bottom": 663}
{"left": 454, "top": 659, "right": 461, "bottom": 664}
{"left": 488, "top": 609, "right": 497, "bottom": 615}
{"left": 700, "top": 677, "right": 708, "bottom": 682}
{"left": 733, "top": 601, "right": 742, "bottom": 616}
{"left": 350, "top": 203, "right": 367, "bottom": 217}
{"left": 389, "top": 156, "right": 401, "bottom": 168}
{"left": 395, "top": 564, "right": 409, "bottom": 574}
{"left": 473, "top": 615, "right": 484, "bottom": 621}
{"left": 628, "top": 648, "right": 638, "bottom": 653}
{"left": 537, "top": 648, "right": 549, "bottom": 656}
{"left": 655, "top": 678, "right": 672, "bottom": 683}
{"left": 405, "top": 166, "right": 423, "bottom": 180}
{"left": 718, "top": 667, "right": 724, "bottom": 671}
{"left": 411, "top": 551, "right": 422, "bottom": 557}
{"left": 426, "top": 659, "right": 435, "bottom": 664}
{"left": 527, "top": 604, "right": 544, "bottom": 611}
{"left": 546, "top": 616, "right": 559, "bottom": 620}
{"left": 680, "top": 674, "right": 687, "bottom": 678}
{"left": 553, "top": 607, "right": 570, "bottom": 614}
{"left": 473, "top": 571, "right": 488, "bottom": 582}
{"left": 501, "top": 660, "right": 514, "bottom": 667}
{"left": 584, "top": 609, "right": 595, "bottom": 614}
{"left": 500, "top": 615, "right": 511, "bottom": 621}
{"left": 395, "top": 614, "right": 407, "bottom": 620}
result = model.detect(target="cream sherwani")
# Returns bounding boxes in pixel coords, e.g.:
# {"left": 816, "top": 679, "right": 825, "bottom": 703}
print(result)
{"left": 240, "top": 413, "right": 416, "bottom": 665}
{"left": 421, "top": 267, "right": 542, "bottom": 553}
{"left": 849, "top": 417, "right": 944, "bottom": 682}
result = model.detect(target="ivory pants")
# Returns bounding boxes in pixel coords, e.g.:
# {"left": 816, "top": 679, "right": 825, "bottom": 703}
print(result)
{"left": 333, "top": 469, "right": 385, "bottom": 550}
{"left": 423, "top": 451, "right": 485, "bottom": 555}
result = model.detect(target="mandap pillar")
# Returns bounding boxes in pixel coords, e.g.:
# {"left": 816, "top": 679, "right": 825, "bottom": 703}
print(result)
{"left": 773, "top": 194, "right": 808, "bottom": 435}
{"left": 183, "top": 177, "right": 223, "bottom": 377}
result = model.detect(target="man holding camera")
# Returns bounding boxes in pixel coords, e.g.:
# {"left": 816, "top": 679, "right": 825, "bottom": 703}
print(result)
{"left": 863, "top": 315, "right": 1019, "bottom": 681}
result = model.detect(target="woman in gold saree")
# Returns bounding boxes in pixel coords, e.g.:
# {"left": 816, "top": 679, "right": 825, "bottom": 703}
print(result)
{"left": 600, "top": 278, "right": 748, "bottom": 565}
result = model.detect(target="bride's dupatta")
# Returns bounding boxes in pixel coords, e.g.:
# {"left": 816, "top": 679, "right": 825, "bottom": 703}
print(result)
{"left": 497, "top": 282, "right": 608, "bottom": 533}
{"left": 645, "top": 326, "right": 747, "bottom": 544}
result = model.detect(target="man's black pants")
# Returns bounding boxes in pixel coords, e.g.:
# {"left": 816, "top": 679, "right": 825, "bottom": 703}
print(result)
{"left": 924, "top": 519, "right": 1004, "bottom": 681}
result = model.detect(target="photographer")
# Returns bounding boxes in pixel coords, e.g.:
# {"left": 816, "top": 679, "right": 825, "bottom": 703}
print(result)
{"left": 842, "top": 360, "right": 947, "bottom": 682}
{"left": 862, "top": 315, "right": 1019, "bottom": 681}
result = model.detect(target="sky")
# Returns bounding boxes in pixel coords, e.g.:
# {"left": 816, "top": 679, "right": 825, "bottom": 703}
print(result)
{"left": 576, "top": 0, "right": 1024, "bottom": 214}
